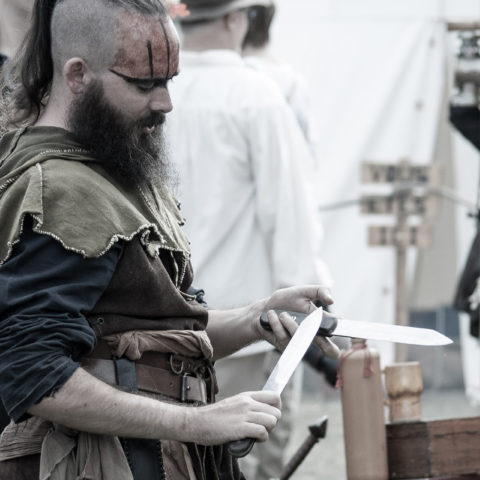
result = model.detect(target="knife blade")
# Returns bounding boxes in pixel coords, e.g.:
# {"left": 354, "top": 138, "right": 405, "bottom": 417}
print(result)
{"left": 227, "top": 308, "right": 324, "bottom": 458}
{"left": 260, "top": 310, "right": 453, "bottom": 346}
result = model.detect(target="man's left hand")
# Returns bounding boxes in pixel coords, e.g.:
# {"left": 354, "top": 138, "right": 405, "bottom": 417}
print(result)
{"left": 257, "top": 285, "right": 340, "bottom": 358}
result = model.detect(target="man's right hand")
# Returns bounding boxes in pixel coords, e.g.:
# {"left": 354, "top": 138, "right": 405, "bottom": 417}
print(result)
{"left": 184, "top": 391, "right": 281, "bottom": 446}
{"left": 28, "top": 369, "right": 280, "bottom": 446}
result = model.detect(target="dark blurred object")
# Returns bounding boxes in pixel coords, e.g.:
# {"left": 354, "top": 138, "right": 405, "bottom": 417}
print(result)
{"left": 242, "top": 3, "right": 275, "bottom": 49}
{"left": 449, "top": 28, "right": 480, "bottom": 147}
{"left": 454, "top": 229, "right": 480, "bottom": 338}
{"left": 450, "top": 106, "right": 480, "bottom": 150}
{"left": 449, "top": 30, "right": 480, "bottom": 149}
{"left": 457, "top": 31, "right": 480, "bottom": 59}
{"left": 304, "top": 301, "right": 339, "bottom": 385}
{"left": 279, "top": 416, "right": 328, "bottom": 480}
{"left": 187, "top": 285, "right": 208, "bottom": 308}
{"left": 0, "top": 53, "right": 7, "bottom": 71}
{"left": 0, "top": 400, "right": 9, "bottom": 433}
{"left": 450, "top": 26, "right": 480, "bottom": 339}
{"left": 303, "top": 344, "right": 338, "bottom": 387}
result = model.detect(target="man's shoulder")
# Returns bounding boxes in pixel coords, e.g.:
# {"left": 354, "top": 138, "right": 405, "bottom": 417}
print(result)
{"left": 227, "top": 63, "right": 287, "bottom": 105}
{"left": 177, "top": 51, "right": 287, "bottom": 107}
{"left": 0, "top": 157, "right": 153, "bottom": 262}
{"left": 41, "top": 157, "right": 115, "bottom": 193}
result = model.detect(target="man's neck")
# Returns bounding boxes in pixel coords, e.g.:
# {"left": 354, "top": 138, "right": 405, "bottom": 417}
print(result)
{"left": 34, "top": 84, "right": 70, "bottom": 131}
{"left": 242, "top": 44, "right": 268, "bottom": 58}
{"left": 181, "top": 22, "right": 240, "bottom": 53}
{"left": 35, "top": 111, "right": 69, "bottom": 130}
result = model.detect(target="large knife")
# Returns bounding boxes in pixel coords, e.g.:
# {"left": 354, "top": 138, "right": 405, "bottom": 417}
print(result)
{"left": 228, "top": 307, "right": 325, "bottom": 458}
{"left": 260, "top": 310, "right": 453, "bottom": 346}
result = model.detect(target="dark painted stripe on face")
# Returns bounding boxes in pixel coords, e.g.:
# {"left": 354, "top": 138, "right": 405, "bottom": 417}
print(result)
{"left": 158, "top": 20, "right": 171, "bottom": 79}
{"left": 147, "top": 40, "right": 154, "bottom": 78}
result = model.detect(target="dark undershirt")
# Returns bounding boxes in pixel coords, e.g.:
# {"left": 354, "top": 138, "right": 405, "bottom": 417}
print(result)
{"left": 450, "top": 105, "right": 480, "bottom": 152}
{"left": 0, "top": 217, "right": 121, "bottom": 422}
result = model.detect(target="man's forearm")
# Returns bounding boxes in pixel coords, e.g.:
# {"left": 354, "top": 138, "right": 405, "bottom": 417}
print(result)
{"left": 206, "top": 298, "right": 268, "bottom": 360}
{"left": 28, "top": 368, "right": 189, "bottom": 441}
{"left": 206, "top": 285, "right": 336, "bottom": 360}
{"left": 28, "top": 367, "right": 282, "bottom": 446}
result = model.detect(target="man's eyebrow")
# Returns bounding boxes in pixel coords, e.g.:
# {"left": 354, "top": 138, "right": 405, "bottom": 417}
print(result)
{"left": 109, "top": 68, "right": 179, "bottom": 85}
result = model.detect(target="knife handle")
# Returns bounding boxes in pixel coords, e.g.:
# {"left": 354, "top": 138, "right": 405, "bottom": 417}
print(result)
{"left": 228, "top": 438, "right": 256, "bottom": 458}
{"left": 259, "top": 310, "right": 337, "bottom": 337}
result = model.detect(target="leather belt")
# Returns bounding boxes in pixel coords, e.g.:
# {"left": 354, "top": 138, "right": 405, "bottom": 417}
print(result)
{"left": 81, "top": 357, "right": 208, "bottom": 404}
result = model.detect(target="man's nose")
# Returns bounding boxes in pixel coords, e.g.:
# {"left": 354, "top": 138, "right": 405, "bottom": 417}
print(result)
{"left": 149, "top": 88, "right": 173, "bottom": 113}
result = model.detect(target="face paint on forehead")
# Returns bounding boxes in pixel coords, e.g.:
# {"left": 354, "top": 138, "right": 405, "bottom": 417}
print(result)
{"left": 110, "top": 11, "right": 179, "bottom": 81}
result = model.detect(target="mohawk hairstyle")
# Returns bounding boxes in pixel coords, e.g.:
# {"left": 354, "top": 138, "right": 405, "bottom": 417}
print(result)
{"left": 0, "top": 0, "right": 168, "bottom": 128}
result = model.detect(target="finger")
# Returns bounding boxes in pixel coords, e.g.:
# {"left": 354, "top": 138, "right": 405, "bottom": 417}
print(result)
{"left": 267, "top": 310, "right": 291, "bottom": 343}
{"left": 246, "top": 411, "right": 280, "bottom": 432}
{"left": 314, "top": 335, "right": 341, "bottom": 359}
{"left": 277, "top": 312, "right": 298, "bottom": 337}
{"left": 313, "top": 286, "right": 334, "bottom": 307}
{"left": 248, "top": 390, "right": 282, "bottom": 409}
{"left": 246, "top": 424, "right": 270, "bottom": 442}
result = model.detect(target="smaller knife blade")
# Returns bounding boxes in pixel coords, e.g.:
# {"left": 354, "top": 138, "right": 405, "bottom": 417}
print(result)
{"left": 260, "top": 310, "right": 453, "bottom": 346}
{"left": 227, "top": 308, "right": 324, "bottom": 458}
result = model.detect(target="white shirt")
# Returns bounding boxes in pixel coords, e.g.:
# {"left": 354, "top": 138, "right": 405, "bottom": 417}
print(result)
{"left": 244, "top": 53, "right": 320, "bottom": 162}
{"left": 167, "top": 50, "right": 332, "bottom": 316}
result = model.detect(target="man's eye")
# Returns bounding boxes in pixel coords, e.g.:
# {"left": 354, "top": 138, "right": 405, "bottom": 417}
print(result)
{"left": 136, "top": 83, "right": 155, "bottom": 92}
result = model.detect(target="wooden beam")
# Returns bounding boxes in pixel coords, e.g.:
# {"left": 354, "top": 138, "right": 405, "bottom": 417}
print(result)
{"left": 455, "top": 71, "right": 480, "bottom": 86}
{"left": 387, "top": 417, "right": 480, "bottom": 479}
{"left": 448, "top": 22, "right": 480, "bottom": 31}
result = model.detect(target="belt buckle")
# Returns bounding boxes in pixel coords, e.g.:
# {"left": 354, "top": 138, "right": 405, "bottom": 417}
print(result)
{"left": 181, "top": 373, "right": 194, "bottom": 403}
{"left": 169, "top": 354, "right": 185, "bottom": 375}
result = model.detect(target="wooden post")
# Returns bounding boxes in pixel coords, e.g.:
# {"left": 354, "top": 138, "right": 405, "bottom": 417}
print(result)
{"left": 362, "top": 160, "right": 438, "bottom": 363}
{"left": 394, "top": 189, "right": 409, "bottom": 363}
{"left": 384, "top": 362, "right": 423, "bottom": 422}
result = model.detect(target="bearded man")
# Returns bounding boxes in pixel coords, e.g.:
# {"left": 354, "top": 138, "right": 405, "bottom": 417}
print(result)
{"left": 0, "top": 1, "right": 337, "bottom": 479}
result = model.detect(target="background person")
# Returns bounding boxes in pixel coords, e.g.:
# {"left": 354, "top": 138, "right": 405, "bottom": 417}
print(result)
{"left": 242, "top": 0, "right": 339, "bottom": 388}
{"left": 168, "top": 1, "right": 333, "bottom": 478}
{"left": 242, "top": 0, "right": 320, "bottom": 163}
{"left": 0, "top": 0, "right": 34, "bottom": 68}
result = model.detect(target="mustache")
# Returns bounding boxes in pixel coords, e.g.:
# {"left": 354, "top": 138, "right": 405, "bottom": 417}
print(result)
{"left": 139, "top": 112, "right": 166, "bottom": 129}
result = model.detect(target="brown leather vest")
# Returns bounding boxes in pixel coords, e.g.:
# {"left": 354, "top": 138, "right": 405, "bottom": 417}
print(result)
{"left": 86, "top": 236, "right": 208, "bottom": 337}
{"left": 83, "top": 237, "right": 244, "bottom": 480}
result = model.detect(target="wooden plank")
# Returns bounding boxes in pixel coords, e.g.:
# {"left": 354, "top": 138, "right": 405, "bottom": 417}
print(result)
{"left": 455, "top": 71, "right": 480, "bottom": 86}
{"left": 387, "top": 417, "right": 480, "bottom": 479}
{"left": 368, "top": 225, "right": 431, "bottom": 248}
{"left": 429, "top": 417, "right": 480, "bottom": 477}
{"left": 387, "top": 421, "right": 430, "bottom": 479}
{"left": 360, "top": 194, "right": 439, "bottom": 217}
{"left": 447, "top": 21, "right": 480, "bottom": 31}
{"left": 362, "top": 162, "right": 442, "bottom": 185}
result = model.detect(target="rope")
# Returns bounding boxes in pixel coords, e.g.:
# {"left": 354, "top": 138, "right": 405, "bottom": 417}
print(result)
{"left": 335, "top": 341, "right": 375, "bottom": 388}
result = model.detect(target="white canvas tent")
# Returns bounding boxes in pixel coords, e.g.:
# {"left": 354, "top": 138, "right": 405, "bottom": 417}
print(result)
{"left": 271, "top": 0, "right": 480, "bottom": 402}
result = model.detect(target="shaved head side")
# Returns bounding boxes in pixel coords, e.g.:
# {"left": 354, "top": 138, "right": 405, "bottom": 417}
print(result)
{"left": 50, "top": 0, "right": 119, "bottom": 74}
{"left": 0, "top": 0, "right": 169, "bottom": 127}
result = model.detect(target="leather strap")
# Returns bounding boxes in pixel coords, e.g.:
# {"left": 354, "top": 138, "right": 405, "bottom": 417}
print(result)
{"left": 81, "top": 358, "right": 208, "bottom": 404}
{"left": 115, "top": 357, "right": 138, "bottom": 392}
{"left": 88, "top": 340, "right": 208, "bottom": 374}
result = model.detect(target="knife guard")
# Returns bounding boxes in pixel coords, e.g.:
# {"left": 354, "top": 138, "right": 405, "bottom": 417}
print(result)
{"left": 259, "top": 310, "right": 337, "bottom": 337}
{"left": 227, "top": 438, "right": 256, "bottom": 458}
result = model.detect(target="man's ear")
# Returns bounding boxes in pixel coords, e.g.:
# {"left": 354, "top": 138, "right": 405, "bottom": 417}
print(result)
{"left": 224, "top": 11, "right": 239, "bottom": 31}
{"left": 63, "top": 58, "right": 94, "bottom": 94}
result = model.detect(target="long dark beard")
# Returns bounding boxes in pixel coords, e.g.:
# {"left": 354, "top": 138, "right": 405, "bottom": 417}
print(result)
{"left": 67, "top": 80, "right": 174, "bottom": 190}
